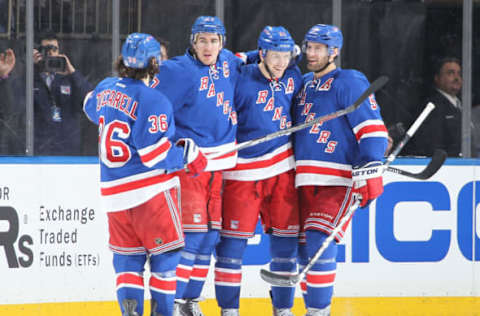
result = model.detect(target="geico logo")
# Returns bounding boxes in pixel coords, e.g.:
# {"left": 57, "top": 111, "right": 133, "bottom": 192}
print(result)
{"left": 240, "top": 180, "right": 480, "bottom": 265}
{"left": 0, "top": 206, "right": 34, "bottom": 268}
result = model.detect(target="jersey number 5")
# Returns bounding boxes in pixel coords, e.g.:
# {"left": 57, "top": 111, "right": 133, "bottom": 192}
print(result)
{"left": 99, "top": 116, "right": 132, "bottom": 168}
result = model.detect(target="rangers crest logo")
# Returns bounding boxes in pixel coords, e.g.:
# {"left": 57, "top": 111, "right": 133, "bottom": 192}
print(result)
{"left": 223, "top": 61, "right": 230, "bottom": 78}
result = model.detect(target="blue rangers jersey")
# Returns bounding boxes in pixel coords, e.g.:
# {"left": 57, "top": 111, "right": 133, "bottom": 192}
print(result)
{"left": 223, "top": 63, "right": 303, "bottom": 181}
{"left": 151, "top": 48, "right": 243, "bottom": 171}
{"left": 83, "top": 77, "right": 185, "bottom": 212}
{"left": 294, "top": 68, "right": 388, "bottom": 187}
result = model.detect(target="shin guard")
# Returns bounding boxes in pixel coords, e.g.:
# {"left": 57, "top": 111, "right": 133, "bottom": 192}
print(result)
{"left": 214, "top": 237, "right": 248, "bottom": 309}
{"left": 113, "top": 253, "right": 147, "bottom": 316}
{"left": 269, "top": 235, "right": 298, "bottom": 309}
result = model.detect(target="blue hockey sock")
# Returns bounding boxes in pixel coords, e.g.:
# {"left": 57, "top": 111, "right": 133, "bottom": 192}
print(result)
{"left": 305, "top": 230, "right": 337, "bottom": 309}
{"left": 175, "top": 232, "right": 205, "bottom": 299}
{"left": 183, "top": 230, "right": 219, "bottom": 299}
{"left": 270, "top": 235, "right": 298, "bottom": 309}
{"left": 113, "top": 253, "right": 147, "bottom": 315}
{"left": 214, "top": 236, "right": 248, "bottom": 309}
{"left": 149, "top": 250, "right": 181, "bottom": 316}
{"left": 298, "top": 243, "right": 309, "bottom": 309}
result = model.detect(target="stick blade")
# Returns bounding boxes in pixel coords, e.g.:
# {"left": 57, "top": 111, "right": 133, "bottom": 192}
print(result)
{"left": 418, "top": 149, "right": 447, "bottom": 179}
{"left": 260, "top": 269, "right": 299, "bottom": 287}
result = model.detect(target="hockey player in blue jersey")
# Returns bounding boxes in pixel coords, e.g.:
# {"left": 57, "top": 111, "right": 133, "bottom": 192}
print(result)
{"left": 214, "top": 26, "right": 303, "bottom": 316}
{"left": 83, "top": 33, "right": 207, "bottom": 316}
{"left": 151, "top": 16, "right": 243, "bottom": 316}
{"left": 293, "top": 25, "right": 388, "bottom": 316}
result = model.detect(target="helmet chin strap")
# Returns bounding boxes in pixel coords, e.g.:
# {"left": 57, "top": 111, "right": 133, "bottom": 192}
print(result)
{"left": 313, "top": 61, "right": 332, "bottom": 76}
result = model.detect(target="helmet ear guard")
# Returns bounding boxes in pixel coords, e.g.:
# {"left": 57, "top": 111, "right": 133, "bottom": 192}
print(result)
{"left": 121, "top": 33, "right": 161, "bottom": 69}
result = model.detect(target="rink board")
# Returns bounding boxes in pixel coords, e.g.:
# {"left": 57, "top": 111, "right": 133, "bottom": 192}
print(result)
{"left": 0, "top": 157, "right": 479, "bottom": 315}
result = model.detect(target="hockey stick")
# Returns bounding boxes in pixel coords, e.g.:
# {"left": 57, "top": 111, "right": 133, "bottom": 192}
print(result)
{"left": 386, "top": 149, "right": 447, "bottom": 180}
{"left": 382, "top": 101, "right": 446, "bottom": 180}
{"left": 260, "top": 101, "right": 439, "bottom": 287}
{"left": 207, "top": 75, "right": 389, "bottom": 159}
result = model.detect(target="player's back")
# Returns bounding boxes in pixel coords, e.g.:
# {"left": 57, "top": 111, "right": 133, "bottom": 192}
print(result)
{"left": 84, "top": 76, "right": 184, "bottom": 211}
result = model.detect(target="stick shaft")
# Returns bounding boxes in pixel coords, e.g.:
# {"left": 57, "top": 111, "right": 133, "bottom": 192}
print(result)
{"left": 208, "top": 76, "right": 389, "bottom": 160}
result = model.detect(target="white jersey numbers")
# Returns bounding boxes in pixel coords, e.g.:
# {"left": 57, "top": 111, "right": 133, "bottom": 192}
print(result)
{"left": 148, "top": 114, "right": 168, "bottom": 133}
{"left": 99, "top": 116, "right": 132, "bottom": 168}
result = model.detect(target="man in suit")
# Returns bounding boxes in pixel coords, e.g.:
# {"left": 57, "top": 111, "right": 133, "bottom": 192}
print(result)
{"left": 413, "top": 57, "right": 462, "bottom": 157}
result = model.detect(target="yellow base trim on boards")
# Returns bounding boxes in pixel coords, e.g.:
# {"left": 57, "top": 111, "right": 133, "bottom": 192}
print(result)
{"left": 0, "top": 297, "right": 479, "bottom": 316}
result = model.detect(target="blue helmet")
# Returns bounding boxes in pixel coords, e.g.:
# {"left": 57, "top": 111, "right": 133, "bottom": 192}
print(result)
{"left": 191, "top": 16, "right": 226, "bottom": 45}
{"left": 121, "top": 33, "right": 161, "bottom": 69}
{"left": 303, "top": 24, "right": 343, "bottom": 55}
{"left": 258, "top": 26, "right": 295, "bottom": 57}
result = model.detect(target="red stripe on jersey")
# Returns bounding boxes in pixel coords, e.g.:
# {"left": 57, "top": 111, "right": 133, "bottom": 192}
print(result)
{"left": 191, "top": 267, "right": 209, "bottom": 278}
{"left": 233, "top": 148, "right": 293, "bottom": 170}
{"left": 306, "top": 271, "right": 336, "bottom": 285}
{"left": 208, "top": 150, "right": 237, "bottom": 160}
{"left": 149, "top": 276, "right": 176, "bottom": 291}
{"left": 101, "top": 173, "right": 176, "bottom": 196}
{"left": 116, "top": 273, "right": 143, "bottom": 287}
{"left": 296, "top": 165, "right": 351, "bottom": 179}
{"left": 355, "top": 124, "right": 387, "bottom": 141}
{"left": 140, "top": 140, "right": 172, "bottom": 164}
{"left": 215, "top": 270, "right": 242, "bottom": 283}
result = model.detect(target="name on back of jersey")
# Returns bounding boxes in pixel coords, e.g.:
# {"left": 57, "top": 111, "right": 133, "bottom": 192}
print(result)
{"left": 95, "top": 89, "right": 138, "bottom": 120}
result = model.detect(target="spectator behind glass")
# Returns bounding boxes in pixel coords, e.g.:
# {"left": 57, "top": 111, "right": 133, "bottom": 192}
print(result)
{"left": 157, "top": 37, "right": 169, "bottom": 61}
{"left": 411, "top": 57, "right": 464, "bottom": 157}
{"left": 33, "top": 32, "right": 93, "bottom": 155}
{"left": 0, "top": 48, "right": 23, "bottom": 155}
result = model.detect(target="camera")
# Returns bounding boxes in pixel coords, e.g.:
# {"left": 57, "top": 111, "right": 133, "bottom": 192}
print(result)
{"left": 36, "top": 45, "right": 66, "bottom": 73}
{"left": 44, "top": 56, "right": 66, "bottom": 73}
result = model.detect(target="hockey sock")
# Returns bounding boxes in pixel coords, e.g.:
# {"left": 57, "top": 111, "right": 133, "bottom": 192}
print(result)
{"left": 175, "top": 232, "right": 205, "bottom": 299}
{"left": 298, "top": 243, "right": 309, "bottom": 309}
{"left": 270, "top": 235, "right": 298, "bottom": 309}
{"left": 183, "top": 230, "right": 219, "bottom": 299}
{"left": 149, "top": 250, "right": 181, "bottom": 316}
{"left": 214, "top": 236, "right": 248, "bottom": 309}
{"left": 113, "top": 253, "right": 147, "bottom": 315}
{"left": 304, "top": 230, "right": 337, "bottom": 309}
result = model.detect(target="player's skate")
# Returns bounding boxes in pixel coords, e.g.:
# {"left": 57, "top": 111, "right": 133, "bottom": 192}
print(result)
{"left": 174, "top": 298, "right": 205, "bottom": 316}
{"left": 150, "top": 299, "right": 165, "bottom": 316}
{"left": 273, "top": 307, "right": 294, "bottom": 316}
{"left": 221, "top": 308, "right": 240, "bottom": 316}
{"left": 121, "top": 299, "right": 139, "bottom": 316}
{"left": 305, "top": 305, "right": 331, "bottom": 316}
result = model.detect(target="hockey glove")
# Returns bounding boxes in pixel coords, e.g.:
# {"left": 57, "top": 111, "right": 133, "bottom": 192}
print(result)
{"left": 352, "top": 161, "right": 384, "bottom": 207}
{"left": 176, "top": 138, "right": 207, "bottom": 176}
